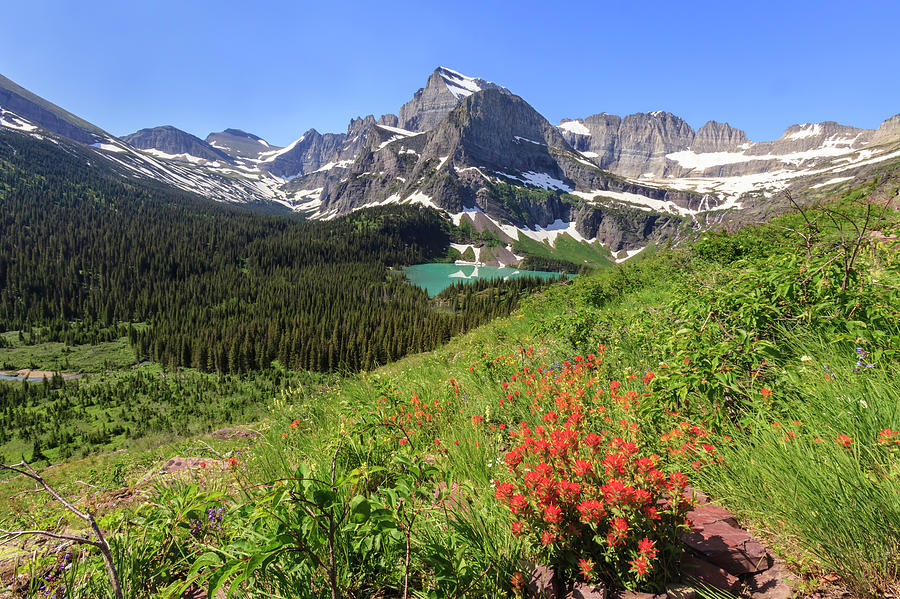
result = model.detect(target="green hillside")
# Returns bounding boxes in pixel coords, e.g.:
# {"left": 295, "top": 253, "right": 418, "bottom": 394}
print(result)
{"left": 2, "top": 174, "right": 898, "bottom": 598}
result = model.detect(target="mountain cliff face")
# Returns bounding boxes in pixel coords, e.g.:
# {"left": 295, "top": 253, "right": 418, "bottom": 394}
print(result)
{"left": 692, "top": 121, "right": 749, "bottom": 153}
{"left": 121, "top": 126, "right": 234, "bottom": 163}
{"left": 559, "top": 112, "right": 695, "bottom": 176}
{"left": 260, "top": 68, "right": 507, "bottom": 181}
{"left": 873, "top": 114, "right": 900, "bottom": 144}
{"left": 396, "top": 67, "right": 507, "bottom": 132}
{"left": 305, "top": 89, "right": 709, "bottom": 251}
{"left": 559, "top": 111, "right": 900, "bottom": 180}
{"left": 0, "top": 73, "right": 105, "bottom": 144}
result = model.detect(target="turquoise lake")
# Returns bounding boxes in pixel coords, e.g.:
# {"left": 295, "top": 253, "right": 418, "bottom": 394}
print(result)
{"left": 402, "top": 263, "right": 573, "bottom": 297}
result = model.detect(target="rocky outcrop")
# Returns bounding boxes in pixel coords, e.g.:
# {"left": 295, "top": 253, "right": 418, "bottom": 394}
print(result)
{"left": 872, "top": 113, "right": 900, "bottom": 144}
{"left": 691, "top": 121, "right": 748, "bottom": 153}
{"left": 680, "top": 489, "right": 794, "bottom": 598}
{"left": 521, "top": 489, "right": 796, "bottom": 599}
{"left": 121, "top": 126, "right": 234, "bottom": 163}
{"left": 571, "top": 203, "right": 682, "bottom": 252}
{"left": 377, "top": 113, "right": 399, "bottom": 128}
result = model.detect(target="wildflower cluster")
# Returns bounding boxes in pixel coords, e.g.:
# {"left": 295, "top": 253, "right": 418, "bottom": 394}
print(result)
{"left": 36, "top": 550, "right": 73, "bottom": 599}
{"left": 189, "top": 505, "right": 227, "bottom": 539}
{"left": 380, "top": 391, "right": 457, "bottom": 449}
{"left": 878, "top": 428, "right": 899, "bottom": 450}
{"left": 493, "top": 348, "right": 692, "bottom": 590}
{"left": 852, "top": 347, "right": 875, "bottom": 372}
{"left": 658, "top": 420, "right": 723, "bottom": 470}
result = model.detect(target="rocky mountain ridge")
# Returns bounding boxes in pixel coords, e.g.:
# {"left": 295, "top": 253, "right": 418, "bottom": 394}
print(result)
{"left": 558, "top": 111, "right": 897, "bottom": 179}
{"left": 121, "top": 126, "right": 235, "bottom": 164}
{"left": 206, "top": 128, "right": 280, "bottom": 160}
{"left": 3, "top": 68, "right": 900, "bottom": 261}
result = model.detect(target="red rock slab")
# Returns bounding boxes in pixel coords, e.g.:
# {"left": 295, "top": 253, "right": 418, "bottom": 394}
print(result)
{"left": 686, "top": 504, "right": 739, "bottom": 529}
{"left": 610, "top": 592, "right": 663, "bottom": 599}
{"left": 567, "top": 581, "right": 608, "bottom": 599}
{"left": 526, "top": 564, "right": 563, "bottom": 599}
{"left": 746, "top": 561, "right": 795, "bottom": 599}
{"left": 683, "top": 486, "right": 709, "bottom": 505}
{"left": 682, "top": 520, "right": 773, "bottom": 575}
{"left": 680, "top": 554, "right": 741, "bottom": 592}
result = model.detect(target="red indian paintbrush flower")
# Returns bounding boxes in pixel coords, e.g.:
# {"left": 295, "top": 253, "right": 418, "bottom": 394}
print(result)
{"left": 543, "top": 503, "right": 562, "bottom": 525}
{"left": 578, "top": 557, "right": 594, "bottom": 581}
{"left": 637, "top": 537, "right": 658, "bottom": 559}
{"left": 576, "top": 498, "right": 605, "bottom": 524}
{"left": 606, "top": 517, "right": 629, "bottom": 546}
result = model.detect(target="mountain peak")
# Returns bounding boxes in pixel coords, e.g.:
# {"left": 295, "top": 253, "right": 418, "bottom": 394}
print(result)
{"left": 122, "top": 125, "right": 234, "bottom": 163}
{"left": 433, "top": 67, "right": 497, "bottom": 100}
{"left": 206, "top": 128, "right": 278, "bottom": 160}
{"left": 396, "top": 67, "right": 508, "bottom": 133}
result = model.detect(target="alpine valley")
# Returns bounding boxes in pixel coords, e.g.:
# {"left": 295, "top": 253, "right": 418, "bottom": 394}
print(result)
{"left": 2, "top": 63, "right": 900, "bottom": 599}
{"left": 4, "top": 67, "right": 899, "bottom": 263}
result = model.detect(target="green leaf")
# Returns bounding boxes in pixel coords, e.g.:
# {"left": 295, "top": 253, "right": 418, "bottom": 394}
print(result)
{"left": 349, "top": 496, "right": 371, "bottom": 523}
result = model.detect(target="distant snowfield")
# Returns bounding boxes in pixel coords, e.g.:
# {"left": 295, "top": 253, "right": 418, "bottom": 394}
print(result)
{"left": 559, "top": 120, "right": 591, "bottom": 136}
{"left": 90, "top": 141, "right": 127, "bottom": 153}
{"left": 0, "top": 109, "right": 39, "bottom": 132}
{"left": 666, "top": 138, "right": 860, "bottom": 171}
{"left": 639, "top": 144, "right": 900, "bottom": 202}
{"left": 494, "top": 170, "right": 573, "bottom": 192}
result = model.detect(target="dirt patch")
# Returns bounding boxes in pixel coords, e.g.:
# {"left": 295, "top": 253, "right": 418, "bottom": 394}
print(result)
{"left": 159, "top": 456, "right": 224, "bottom": 475}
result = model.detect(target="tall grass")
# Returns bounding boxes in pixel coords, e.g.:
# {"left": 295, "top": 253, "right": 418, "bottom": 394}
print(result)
{"left": 690, "top": 342, "right": 900, "bottom": 594}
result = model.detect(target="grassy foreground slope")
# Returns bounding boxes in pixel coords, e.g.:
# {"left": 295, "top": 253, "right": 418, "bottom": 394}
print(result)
{"left": 1, "top": 183, "right": 899, "bottom": 598}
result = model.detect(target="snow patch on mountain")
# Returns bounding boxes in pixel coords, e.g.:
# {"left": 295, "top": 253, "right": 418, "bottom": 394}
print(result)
{"left": 514, "top": 136, "right": 546, "bottom": 146}
{"left": 436, "top": 67, "right": 485, "bottom": 100}
{"left": 376, "top": 124, "right": 421, "bottom": 149}
{"left": 559, "top": 120, "right": 591, "bottom": 136}
{"left": 811, "top": 176, "right": 854, "bottom": 189}
{"left": 520, "top": 219, "right": 593, "bottom": 244}
{"left": 260, "top": 135, "right": 305, "bottom": 162}
{"left": 0, "top": 109, "right": 38, "bottom": 132}
{"left": 314, "top": 160, "right": 355, "bottom": 173}
{"left": 666, "top": 142, "right": 860, "bottom": 172}
{"left": 784, "top": 123, "right": 822, "bottom": 140}
{"left": 494, "top": 170, "right": 573, "bottom": 192}
{"left": 614, "top": 246, "right": 646, "bottom": 263}
{"left": 90, "top": 141, "right": 127, "bottom": 153}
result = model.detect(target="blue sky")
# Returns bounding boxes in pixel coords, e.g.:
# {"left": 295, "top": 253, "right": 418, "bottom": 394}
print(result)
{"left": 1, "top": 0, "right": 898, "bottom": 146}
